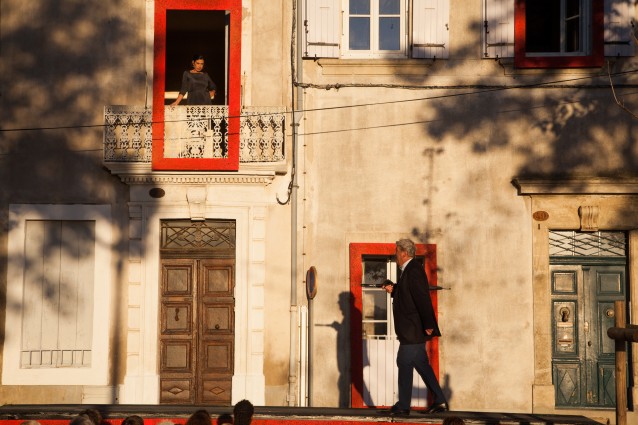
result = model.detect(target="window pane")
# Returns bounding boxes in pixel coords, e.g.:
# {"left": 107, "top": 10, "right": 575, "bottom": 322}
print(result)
{"left": 362, "top": 291, "right": 387, "bottom": 320}
{"left": 363, "top": 322, "right": 388, "bottom": 338}
{"left": 565, "top": 0, "right": 581, "bottom": 52}
{"left": 350, "top": 0, "right": 370, "bottom": 15}
{"left": 379, "top": 17, "right": 400, "bottom": 50}
{"left": 525, "top": 0, "right": 561, "bottom": 52}
{"left": 565, "top": 0, "right": 580, "bottom": 18}
{"left": 379, "top": 0, "right": 400, "bottom": 15}
{"left": 565, "top": 17, "right": 580, "bottom": 52}
{"left": 350, "top": 17, "right": 371, "bottom": 50}
{"left": 363, "top": 259, "right": 387, "bottom": 286}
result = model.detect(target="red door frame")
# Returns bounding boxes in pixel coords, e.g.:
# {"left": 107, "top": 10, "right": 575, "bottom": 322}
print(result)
{"left": 153, "top": 0, "right": 241, "bottom": 170}
{"left": 349, "top": 242, "right": 439, "bottom": 408}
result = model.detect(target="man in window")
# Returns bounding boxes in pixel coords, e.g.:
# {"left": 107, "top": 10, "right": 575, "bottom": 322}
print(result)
{"left": 382, "top": 238, "right": 448, "bottom": 415}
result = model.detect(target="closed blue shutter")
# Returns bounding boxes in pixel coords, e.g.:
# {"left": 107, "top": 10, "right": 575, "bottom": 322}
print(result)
{"left": 412, "top": 0, "right": 449, "bottom": 59}
{"left": 483, "top": 0, "right": 514, "bottom": 58}
{"left": 303, "top": 0, "right": 341, "bottom": 58}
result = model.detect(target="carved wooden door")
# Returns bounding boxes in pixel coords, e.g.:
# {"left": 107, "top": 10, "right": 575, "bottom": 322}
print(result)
{"left": 549, "top": 230, "right": 628, "bottom": 409}
{"left": 551, "top": 264, "right": 625, "bottom": 408}
{"left": 159, "top": 258, "right": 235, "bottom": 404}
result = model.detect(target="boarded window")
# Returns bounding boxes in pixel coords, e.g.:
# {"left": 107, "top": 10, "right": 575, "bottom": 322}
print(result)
{"left": 21, "top": 220, "right": 95, "bottom": 368}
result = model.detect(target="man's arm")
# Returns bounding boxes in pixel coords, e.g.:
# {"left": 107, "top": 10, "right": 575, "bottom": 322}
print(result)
{"left": 406, "top": 264, "right": 439, "bottom": 336}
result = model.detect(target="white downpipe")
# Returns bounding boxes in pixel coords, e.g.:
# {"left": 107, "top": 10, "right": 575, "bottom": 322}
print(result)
{"left": 299, "top": 306, "right": 308, "bottom": 406}
{"left": 287, "top": 0, "right": 305, "bottom": 407}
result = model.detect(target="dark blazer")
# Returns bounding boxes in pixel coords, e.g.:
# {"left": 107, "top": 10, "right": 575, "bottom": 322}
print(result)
{"left": 391, "top": 258, "right": 441, "bottom": 344}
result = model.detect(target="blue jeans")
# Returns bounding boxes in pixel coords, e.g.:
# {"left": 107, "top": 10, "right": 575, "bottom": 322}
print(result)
{"left": 396, "top": 343, "right": 446, "bottom": 410}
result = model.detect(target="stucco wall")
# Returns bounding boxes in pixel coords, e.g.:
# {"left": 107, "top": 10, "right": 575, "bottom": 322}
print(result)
{"left": 0, "top": 0, "right": 144, "bottom": 402}
{"left": 2, "top": 0, "right": 638, "bottom": 421}
{"left": 297, "top": 1, "right": 638, "bottom": 421}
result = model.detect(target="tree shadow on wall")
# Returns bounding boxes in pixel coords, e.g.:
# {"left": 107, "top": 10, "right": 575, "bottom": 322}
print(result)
{"left": 0, "top": 0, "right": 144, "bottom": 406}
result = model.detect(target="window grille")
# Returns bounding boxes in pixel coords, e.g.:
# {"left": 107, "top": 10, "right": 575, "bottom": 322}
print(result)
{"left": 161, "top": 220, "right": 236, "bottom": 251}
{"left": 549, "top": 230, "right": 626, "bottom": 257}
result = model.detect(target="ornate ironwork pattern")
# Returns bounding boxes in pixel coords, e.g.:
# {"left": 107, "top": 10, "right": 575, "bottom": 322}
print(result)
{"left": 161, "top": 220, "right": 236, "bottom": 251}
{"left": 104, "top": 106, "right": 152, "bottom": 162}
{"left": 104, "top": 106, "right": 285, "bottom": 163}
{"left": 240, "top": 107, "right": 286, "bottom": 162}
{"left": 164, "top": 105, "right": 228, "bottom": 159}
{"left": 549, "top": 231, "right": 626, "bottom": 257}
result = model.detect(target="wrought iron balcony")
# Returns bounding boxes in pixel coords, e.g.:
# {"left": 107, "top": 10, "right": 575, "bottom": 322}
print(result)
{"left": 104, "top": 105, "right": 286, "bottom": 165}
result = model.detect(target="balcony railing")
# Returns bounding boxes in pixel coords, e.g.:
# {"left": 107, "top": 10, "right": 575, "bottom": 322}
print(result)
{"left": 104, "top": 105, "right": 286, "bottom": 164}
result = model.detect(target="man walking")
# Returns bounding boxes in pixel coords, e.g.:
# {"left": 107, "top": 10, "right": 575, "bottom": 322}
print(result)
{"left": 382, "top": 239, "right": 448, "bottom": 416}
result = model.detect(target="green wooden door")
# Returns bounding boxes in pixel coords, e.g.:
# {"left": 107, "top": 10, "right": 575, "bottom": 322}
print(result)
{"left": 551, "top": 264, "right": 626, "bottom": 408}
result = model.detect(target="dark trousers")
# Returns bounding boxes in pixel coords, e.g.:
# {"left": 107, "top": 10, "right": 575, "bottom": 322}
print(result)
{"left": 396, "top": 343, "right": 446, "bottom": 410}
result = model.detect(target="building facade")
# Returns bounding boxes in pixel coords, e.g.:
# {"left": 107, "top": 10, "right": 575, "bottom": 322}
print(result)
{"left": 1, "top": 0, "right": 638, "bottom": 423}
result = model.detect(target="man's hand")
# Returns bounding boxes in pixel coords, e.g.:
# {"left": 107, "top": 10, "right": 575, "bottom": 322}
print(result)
{"left": 381, "top": 279, "right": 394, "bottom": 294}
{"left": 425, "top": 329, "right": 433, "bottom": 335}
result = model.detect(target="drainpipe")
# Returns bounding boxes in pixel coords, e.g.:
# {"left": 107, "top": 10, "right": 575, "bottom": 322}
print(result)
{"left": 287, "top": 0, "right": 305, "bottom": 407}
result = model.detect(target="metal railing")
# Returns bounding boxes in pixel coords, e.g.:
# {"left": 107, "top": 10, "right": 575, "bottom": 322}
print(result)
{"left": 104, "top": 105, "right": 286, "bottom": 164}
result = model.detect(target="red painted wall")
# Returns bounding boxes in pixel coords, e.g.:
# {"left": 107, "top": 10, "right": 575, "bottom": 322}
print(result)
{"left": 0, "top": 420, "right": 443, "bottom": 425}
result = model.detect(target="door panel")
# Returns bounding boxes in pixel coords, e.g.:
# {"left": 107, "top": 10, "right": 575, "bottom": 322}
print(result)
{"left": 587, "top": 266, "right": 624, "bottom": 407}
{"left": 551, "top": 264, "right": 625, "bottom": 408}
{"left": 159, "top": 258, "right": 234, "bottom": 404}
{"left": 554, "top": 363, "right": 581, "bottom": 406}
{"left": 198, "top": 258, "right": 234, "bottom": 405}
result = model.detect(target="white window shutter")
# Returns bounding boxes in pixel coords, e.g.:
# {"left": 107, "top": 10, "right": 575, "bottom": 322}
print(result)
{"left": 483, "top": 0, "right": 514, "bottom": 58}
{"left": 412, "top": 0, "right": 450, "bottom": 59}
{"left": 303, "top": 0, "right": 340, "bottom": 58}
{"left": 605, "top": 0, "right": 635, "bottom": 57}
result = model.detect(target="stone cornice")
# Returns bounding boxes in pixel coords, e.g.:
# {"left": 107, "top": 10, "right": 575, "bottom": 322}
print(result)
{"left": 512, "top": 177, "right": 638, "bottom": 195}
{"left": 105, "top": 163, "right": 277, "bottom": 185}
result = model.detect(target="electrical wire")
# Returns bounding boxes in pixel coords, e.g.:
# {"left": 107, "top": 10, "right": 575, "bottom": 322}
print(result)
{"left": 2, "top": 68, "right": 638, "bottom": 135}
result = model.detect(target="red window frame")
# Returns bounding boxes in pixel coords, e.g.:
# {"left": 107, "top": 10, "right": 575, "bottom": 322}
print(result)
{"left": 152, "top": 0, "right": 241, "bottom": 170}
{"left": 514, "top": 0, "right": 604, "bottom": 68}
{"left": 349, "top": 242, "right": 439, "bottom": 408}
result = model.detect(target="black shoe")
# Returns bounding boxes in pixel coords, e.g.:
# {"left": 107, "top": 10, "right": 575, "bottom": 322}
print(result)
{"left": 389, "top": 404, "right": 410, "bottom": 416}
{"left": 423, "top": 402, "right": 448, "bottom": 414}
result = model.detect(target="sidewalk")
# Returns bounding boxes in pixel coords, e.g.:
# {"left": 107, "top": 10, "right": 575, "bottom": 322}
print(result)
{"left": 0, "top": 405, "right": 602, "bottom": 425}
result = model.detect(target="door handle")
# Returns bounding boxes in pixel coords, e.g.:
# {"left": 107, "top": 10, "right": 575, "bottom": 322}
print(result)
{"left": 584, "top": 321, "right": 589, "bottom": 333}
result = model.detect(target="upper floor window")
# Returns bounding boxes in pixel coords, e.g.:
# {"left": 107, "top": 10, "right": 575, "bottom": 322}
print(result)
{"left": 525, "top": 0, "right": 589, "bottom": 55}
{"left": 344, "top": 0, "right": 405, "bottom": 58}
{"left": 483, "top": 0, "right": 634, "bottom": 67}
{"left": 304, "top": 0, "right": 449, "bottom": 59}
{"left": 153, "top": 0, "right": 242, "bottom": 171}
{"left": 515, "top": 0, "right": 603, "bottom": 67}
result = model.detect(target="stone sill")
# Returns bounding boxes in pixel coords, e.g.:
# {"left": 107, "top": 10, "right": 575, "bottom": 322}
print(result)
{"left": 316, "top": 58, "right": 435, "bottom": 76}
{"left": 513, "top": 177, "right": 638, "bottom": 195}
{"left": 104, "top": 162, "right": 284, "bottom": 185}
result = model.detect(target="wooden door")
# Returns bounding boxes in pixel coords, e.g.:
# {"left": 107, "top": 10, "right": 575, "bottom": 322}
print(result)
{"left": 551, "top": 264, "right": 626, "bottom": 408}
{"left": 159, "top": 258, "right": 235, "bottom": 404}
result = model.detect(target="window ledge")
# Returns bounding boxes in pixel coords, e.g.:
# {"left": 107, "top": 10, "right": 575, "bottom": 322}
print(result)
{"left": 316, "top": 58, "right": 434, "bottom": 76}
{"left": 513, "top": 177, "right": 638, "bottom": 195}
{"left": 496, "top": 59, "right": 606, "bottom": 76}
{"left": 105, "top": 162, "right": 278, "bottom": 185}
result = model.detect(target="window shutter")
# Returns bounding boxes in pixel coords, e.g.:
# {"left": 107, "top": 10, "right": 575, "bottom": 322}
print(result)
{"left": 605, "top": 0, "right": 635, "bottom": 57}
{"left": 412, "top": 0, "right": 450, "bottom": 59}
{"left": 483, "top": 0, "right": 514, "bottom": 58}
{"left": 303, "top": 0, "right": 340, "bottom": 58}
{"left": 22, "top": 220, "right": 94, "bottom": 367}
